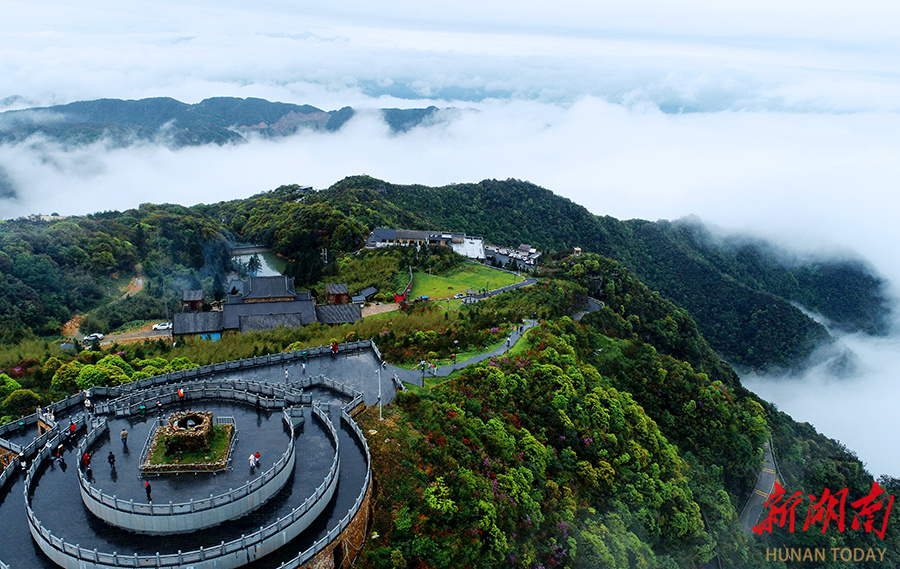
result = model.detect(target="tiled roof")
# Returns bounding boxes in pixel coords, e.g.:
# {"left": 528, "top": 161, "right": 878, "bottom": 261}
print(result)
{"left": 356, "top": 286, "right": 378, "bottom": 297}
{"left": 223, "top": 299, "right": 317, "bottom": 330}
{"left": 182, "top": 290, "right": 204, "bottom": 302}
{"left": 239, "top": 313, "right": 305, "bottom": 332}
{"left": 173, "top": 311, "right": 224, "bottom": 335}
{"left": 315, "top": 304, "right": 362, "bottom": 324}
{"left": 243, "top": 276, "right": 297, "bottom": 300}
{"left": 326, "top": 283, "right": 349, "bottom": 295}
{"left": 225, "top": 278, "right": 246, "bottom": 296}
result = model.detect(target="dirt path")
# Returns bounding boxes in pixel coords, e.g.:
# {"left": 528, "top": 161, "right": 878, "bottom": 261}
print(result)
{"left": 62, "top": 314, "right": 86, "bottom": 337}
{"left": 362, "top": 303, "right": 399, "bottom": 318}
{"left": 122, "top": 265, "right": 145, "bottom": 296}
{"left": 104, "top": 325, "right": 171, "bottom": 346}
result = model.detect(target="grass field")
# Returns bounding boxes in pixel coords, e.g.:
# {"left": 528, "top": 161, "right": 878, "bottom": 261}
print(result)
{"left": 409, "top": 263, "right": 521, "bottom": 300}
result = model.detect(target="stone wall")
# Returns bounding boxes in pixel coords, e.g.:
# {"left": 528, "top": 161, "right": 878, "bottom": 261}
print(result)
{"left": 304, "top": 478, "right": 372, "bottom": 569}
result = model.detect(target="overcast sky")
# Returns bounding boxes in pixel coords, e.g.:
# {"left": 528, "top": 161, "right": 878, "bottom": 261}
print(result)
{"left": 3, "top": 0, "right": 900, "bottom": 476}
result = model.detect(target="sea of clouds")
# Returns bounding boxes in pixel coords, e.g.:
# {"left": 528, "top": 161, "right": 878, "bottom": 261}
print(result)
{"left": 3, "top": 0, "right": 900, "bottom": 477}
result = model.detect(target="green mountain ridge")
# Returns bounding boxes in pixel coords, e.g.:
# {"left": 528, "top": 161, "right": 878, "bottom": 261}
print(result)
{"left": 0, "top": 96, "right": 443, "bottom": 149}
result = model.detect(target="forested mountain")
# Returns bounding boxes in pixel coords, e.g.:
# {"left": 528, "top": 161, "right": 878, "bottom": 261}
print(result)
{"left": 0, "top": 97, "right": 443, "bottom": 148}
{"left": 228, "top": 176, "right": 889, "bottom": 371}
{"left": 0, "top": 176, "right": 888, "bottom": 373}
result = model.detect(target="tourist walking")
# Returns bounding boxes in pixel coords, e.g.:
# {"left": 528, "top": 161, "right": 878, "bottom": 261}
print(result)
{"left": 82, "top": 452, "right": 91, "bottom": 470}
{"left": 254, "top": 452, "right": 261, "bottom": 468}
{"left": 285, "top": 368, "right": 289, "bottom": 382}
{"left": 144, "top": 481, "right": 152, "bottom": 503}
{"left": 108, "top": 451, "right": 116, "bottom": 469}
{"left": 121, "top": 428, "right": 128, "bottom": 449}
{"left": 249, "top": 453, "right": 256, "bottom": 469}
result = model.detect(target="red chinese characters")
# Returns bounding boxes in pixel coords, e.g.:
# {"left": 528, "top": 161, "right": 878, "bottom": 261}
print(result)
{"left": 851, "top": 481, "right": 895, "bottom": 539}
{"left": 753, "top": 481, "right": 894, "bottom": 539}
{"left": 753, "top": 482, "right": 805, "bottom": 534}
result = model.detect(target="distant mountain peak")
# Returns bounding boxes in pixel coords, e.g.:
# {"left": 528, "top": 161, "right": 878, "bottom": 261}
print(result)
{"left": 0, "top": 96, "right": 449, "bottom": 149}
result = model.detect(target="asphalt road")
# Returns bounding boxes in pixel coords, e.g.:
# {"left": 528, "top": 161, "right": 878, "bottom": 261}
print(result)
{"left": 739, "top": 438, "right": 778, "bottom": 533}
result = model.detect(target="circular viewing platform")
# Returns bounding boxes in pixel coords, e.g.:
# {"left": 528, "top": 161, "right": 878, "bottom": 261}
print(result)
{"left": 0, "top": 344, "right": 379, "bottom": 569}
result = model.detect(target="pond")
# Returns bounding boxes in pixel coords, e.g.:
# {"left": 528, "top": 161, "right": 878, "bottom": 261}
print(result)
{"left": 233, "top": 250, "right": 287, "bottom": 276}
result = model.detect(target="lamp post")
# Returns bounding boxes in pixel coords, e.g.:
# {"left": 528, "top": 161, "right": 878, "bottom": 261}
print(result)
{"left": 376, "top": 367, "right": 382, "bottom": 420}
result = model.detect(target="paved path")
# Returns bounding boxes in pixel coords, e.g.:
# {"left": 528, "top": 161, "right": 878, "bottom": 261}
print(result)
{"left": 574, "top": 297, "right": 604, "bottom": 322}
{"left": 386, "top": 319, "right": 538, "bottom": 387}
{"left": 461, "top": 277, "right": 537, "bottom": 304}
{"left": 739, "top": 438, "right": 777, "bottom": 533}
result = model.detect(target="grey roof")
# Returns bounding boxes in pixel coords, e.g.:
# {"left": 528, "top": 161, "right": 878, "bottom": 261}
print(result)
{"left": 239, "top": 313, "right": 305, "bottom": 333}
{"left": 396, "top": 229, "right": 432, "bottom": 241}
{"left": 351, "top": 286, "right": 378, "bottom": 302}
{"left": 326, "top": 283, "right": 349, "bottom": 295}
{"left": 223, "top": 299, "right": 317, "bottom": 330}
{"left": 182, "top": 290, "right": 204, "bottom": 302}
{"left": 225, "top": 278, "right": 246, "bottom": 296}
{"left": 315, "top": 304, "right": 362, "bottom": 324}
{"left": 173, "top": 311, "right": 224, "bottom": 335}
{"left": 243, "top": 276, "right": 297, "bottom": 300}
{"left": 368, "top": 228, "right": 397, "bottom": 243}
{"left": 368, "top": 228, "right": 433, "bottom": 243}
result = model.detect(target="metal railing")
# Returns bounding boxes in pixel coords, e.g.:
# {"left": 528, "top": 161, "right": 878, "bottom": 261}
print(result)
{"left": 25, "top": 402, "right": 342, "bottom": 568}
{"left": 294, "top": 374, "right": 363, "bottom": 401}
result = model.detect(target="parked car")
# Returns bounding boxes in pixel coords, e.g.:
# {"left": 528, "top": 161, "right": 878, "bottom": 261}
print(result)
{"left": 453, "top": 293, "right": 465, "bottom": 299}
{"left": 152, "top": 322, "right": 172, "bottom": 331}
{"left": 83, "top": 333, "right": 104, "bottom": 343}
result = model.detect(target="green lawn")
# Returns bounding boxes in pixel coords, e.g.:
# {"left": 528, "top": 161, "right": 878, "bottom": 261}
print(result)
{"left": 409, "top": 263, "right": 522, "bottom": 300}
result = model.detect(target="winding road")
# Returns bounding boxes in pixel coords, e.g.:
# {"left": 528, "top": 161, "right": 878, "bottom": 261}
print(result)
{"left": 739, "top": 438, "right": 778, "bottom": 533}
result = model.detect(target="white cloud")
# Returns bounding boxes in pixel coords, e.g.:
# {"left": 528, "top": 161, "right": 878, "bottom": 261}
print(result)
{"left": 2, "top": 0, "right": 900, "bottom": 112}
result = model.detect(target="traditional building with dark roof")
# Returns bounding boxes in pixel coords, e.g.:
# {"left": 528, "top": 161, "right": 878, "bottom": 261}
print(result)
{"left": 326, "top": 283, "right": 350, "bottom": 304}
{"left": 315, "top": 304, "right": 362, "bottom": 325}
{"left": 365, "top": 228, "right": 485, "bottom": 260}
{"left": 173, "top": 276, "right": 360, "bottom": 340}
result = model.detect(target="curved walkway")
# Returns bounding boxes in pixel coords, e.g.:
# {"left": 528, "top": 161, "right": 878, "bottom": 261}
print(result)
{"left": 386, "top": 319, "right": 539, "bottom": 386}
{"left": 574, "top": 297, "right": 604, "bottom": 322}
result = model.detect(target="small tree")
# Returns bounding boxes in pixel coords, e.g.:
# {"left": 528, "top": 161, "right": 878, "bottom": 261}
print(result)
{"left": 3, "top": 389, "right": 41, "bottom": 416}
